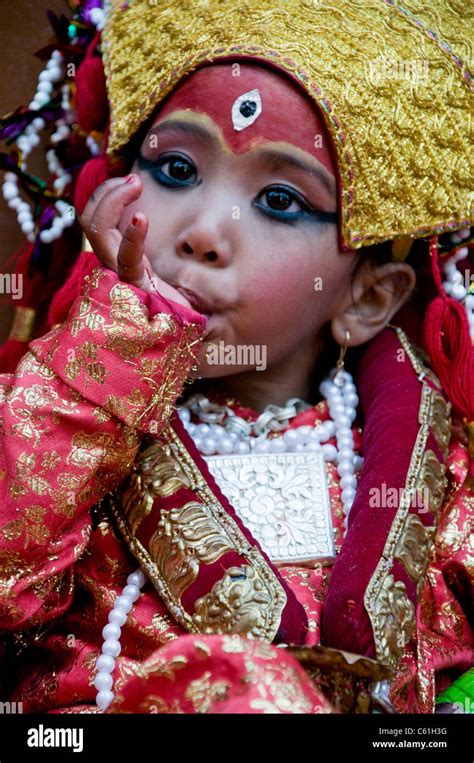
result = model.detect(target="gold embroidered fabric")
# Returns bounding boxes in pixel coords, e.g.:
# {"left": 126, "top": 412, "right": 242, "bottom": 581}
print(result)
{"left": 110, "top": 429, "right": 289, "bottom": 642}
{"left": 102, "top": 0, "right": 473, "bottom": 249}
{"left": 364, "top": 327, "right": 451, "bottom": 666}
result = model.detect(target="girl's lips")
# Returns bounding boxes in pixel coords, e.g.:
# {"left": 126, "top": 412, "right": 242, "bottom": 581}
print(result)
{"left": 174, "top": 285, "right": 215, "bottom": 318}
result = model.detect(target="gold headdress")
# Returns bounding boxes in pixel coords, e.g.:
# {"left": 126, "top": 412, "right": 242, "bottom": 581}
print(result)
{"left": 102, "top": 0, "right": 473, "bottom": 250}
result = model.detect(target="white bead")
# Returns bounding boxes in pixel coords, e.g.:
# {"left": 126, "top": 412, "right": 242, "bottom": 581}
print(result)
{"left": 47, "top": 66, "right": 63, "bottom": 82}
{"left": 7, "top": 197, "right": 21, "bottom": 209}
{"left": 17, "top": 136, "right": 30, "bottom": 152}
{"left": 451, "top": 283, "right": 466, "bottom": 300}
{"left": 178, "top": 407, "right": 191, "bottom": 423}
{"left": 196, "top": 423, "right": 210, "bottom": 436}
{"left": 33, "top": 117, "right": 46, "bottom": 130}
{"left": 3, "top": 181, "right": 18, "bottom": 200}
{"left": 344, "top": 392, "right": 359, "bottom": 408}
{"left": 283, "top": 429, "right": 299, "bottom": 448}
{"left": 354, "top": 455, "right": 364, "bottom": 470}
{"left": 4, "top": 172, "right": 17, "bottom": 182}
{"left": 340, "top": 474, "right": 357, "bottom": 489}
{"left": 114, "top": 595, "right": 133, "bottom": 614}
{"left": 337, "top": 461, "right": 354, "bottom": 477}
{"left": 39, "top": 229, "right": 53, "bottom": 244}
{"left": 17, "top": 210, "right": 32, "bottom": 224}
{"left": 28, "top": 101, "right": 40, "bottom": 111}
{"left": 21, "top": 220, "right": 35, "bottom": 234}
{"left": 96, "top": 690, "right": 114, "bottom": 712}
{"left": 122, "top": 584, "right": 141, "bottom": 602}
{"left": 51, "top": 50, "right": 63, "bottom": 61}
{"left": 94, "top": 672, "right": 113, "bottom": 691}
{"left": 102, "top": 639, "right": 121, "bottom": 658}
{"left": 322, "top": 444, "right": 338, "bottom": 462}
{"left": 233, "top": 440, "right": 250, "bottom": 454}
{"left": 96, "top": 654, "right": 115, "bottom": 674}
{"left": 341, "top": 487, "right": 356, "bottom": 503}
{"left": 102, "top": 623, "right": 121, "bottom": 641}
{"left": 454, "top": 246, "right": 469, "bottom": 261}
{"left": 269, "top": 437, "right": 286, "bottom": 453}
{"left": 296, "top": 425, "right": 313, "bottom": 443}
{"left": 216, "top": 436, "right": 234, "bottom": 455}
{"left": 465, "top": 295, "right": 474, "bottom": 310}
{"left": 108, "top": 609, "right": 128, "bottom": 627}
{"left": 34, "top": 92, "right": 49, "bottom": 106}
{"left": 28, "top": 134, "right": 40, "bottom": 148}
{"left": 335, "top": 413, "right": 352, "bottom": 428}
{"left": 200, "top": 436, "right": 216, "bottom": 455}
{"left": 294, "top": 442, "right": 306, "bottom": 452}
{"left": 331, "top": 402, "right": 345, "bottom": 417}
{"left": 39, "top": 70, "right": 51, "bottom": 82}
{"left": 338, "top": 447, "right": 354, "bottom": 463}
{"left": 306, "top": 441, "right": 322, "bottom": 453}
{"left": 127, "top": 570, "right": 146, "bottom": 587}
{"left": 37, "top": 80, "right": 53, "bottom": 94}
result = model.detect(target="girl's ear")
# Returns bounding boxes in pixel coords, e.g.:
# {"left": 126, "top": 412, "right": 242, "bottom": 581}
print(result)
{"left": 331, "top": 260, "right": 416, "bottom": 347}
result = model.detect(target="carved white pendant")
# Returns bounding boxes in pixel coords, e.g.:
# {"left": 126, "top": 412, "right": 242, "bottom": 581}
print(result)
{"left": 231, "top": 88, "right": 262, "bottom": 131}
{"left": 204, "top": 452, "right": 335, "bottom": 567}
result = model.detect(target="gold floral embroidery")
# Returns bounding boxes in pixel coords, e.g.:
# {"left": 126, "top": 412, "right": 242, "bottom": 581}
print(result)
{"left": 148, "top": 500, "right": 234, "bottom": 601}
{"left": 417, "top": 449, "right": 448, "bottom": 518}
{"left": 193, "top": 564, "right": 279, "bottom": 640}
{"left": 120, "top": 440, "right": 191, "bottom": 533}
{"left": 393, "top": 514, "right": 434, "bottom": 582}
{"left": 371, "top": 574, "right": 415, "bottom": 660}
{"left": 184, "top": 671, "right": 231, "bottom": 712}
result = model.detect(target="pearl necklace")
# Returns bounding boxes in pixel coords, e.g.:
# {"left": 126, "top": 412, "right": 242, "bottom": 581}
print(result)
{"left": 178, "top": 369, "right": 362, "bottom": 523}
{"left": 95, "top": 367, "right": 361, "bottom": 712}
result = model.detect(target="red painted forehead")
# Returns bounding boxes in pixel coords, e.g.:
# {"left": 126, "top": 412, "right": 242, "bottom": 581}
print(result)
{"left": 154, "top": 62, "right": 336, "bottom": 176}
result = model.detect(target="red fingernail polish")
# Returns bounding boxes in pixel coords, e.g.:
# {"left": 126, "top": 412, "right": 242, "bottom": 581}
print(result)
{"left": 132, "top": 215, "right": 140, "bottom": 226}
{"left": 126, "top": 174, "right": 136, "bottom": 184}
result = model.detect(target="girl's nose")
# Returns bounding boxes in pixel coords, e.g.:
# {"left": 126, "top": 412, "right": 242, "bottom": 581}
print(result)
{"left": 176, "top": 206, "right": 234, "bottom": 267}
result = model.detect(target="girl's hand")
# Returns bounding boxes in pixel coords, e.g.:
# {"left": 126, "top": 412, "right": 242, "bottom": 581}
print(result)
{"left": 79, "top": 174, "right": 192, "bottom": 309}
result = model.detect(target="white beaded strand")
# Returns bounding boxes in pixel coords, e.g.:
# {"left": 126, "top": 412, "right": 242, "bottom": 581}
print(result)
{"left": 95, "top": 568, "right": 146, "bottom": 712}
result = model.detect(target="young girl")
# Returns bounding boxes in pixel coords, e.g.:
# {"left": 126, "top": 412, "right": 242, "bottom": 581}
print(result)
{"left": 0, "top": 0, "right": 472, "bottom": 715}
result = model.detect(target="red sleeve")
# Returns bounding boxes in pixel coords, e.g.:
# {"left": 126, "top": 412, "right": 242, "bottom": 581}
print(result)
{"left": 0, "top": 266, "right": 205, "bottom": 630}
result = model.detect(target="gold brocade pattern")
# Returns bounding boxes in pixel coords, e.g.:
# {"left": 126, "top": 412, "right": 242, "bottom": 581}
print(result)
{"left": 364, "top": 327, "right": 451, "bottom": 666}
{"left": 148, "top": 501, "right": 234, "bottom": 600}
{"left": 110, "top": 425, "right": 288, "bottom": 642}
{"left": 102, "top": 0, "right": 472, "bottom": 248}
{"left": 193, "top": 564, "right": 277, "bottom": 640}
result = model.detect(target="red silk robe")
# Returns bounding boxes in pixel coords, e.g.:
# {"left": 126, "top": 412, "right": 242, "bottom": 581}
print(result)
{"left": 0, "top": 267, "right": 472, "bottom": 714}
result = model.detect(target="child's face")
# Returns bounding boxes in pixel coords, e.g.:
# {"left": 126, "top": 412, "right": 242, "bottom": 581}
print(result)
{"left": 119, "top": 63, "right": 357, "bottom": 387}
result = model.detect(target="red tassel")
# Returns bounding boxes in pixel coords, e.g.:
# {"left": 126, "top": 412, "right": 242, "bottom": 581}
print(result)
{"left": 424, "top": 237, "right": 474, "bottom": 421}
{"left": 75, "top": 33, "right": 108, "bottom": 134}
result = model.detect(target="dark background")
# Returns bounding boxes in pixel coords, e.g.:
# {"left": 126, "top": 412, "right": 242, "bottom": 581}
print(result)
{"left": 0, "top": 0, "right": 65, "bottom": 342}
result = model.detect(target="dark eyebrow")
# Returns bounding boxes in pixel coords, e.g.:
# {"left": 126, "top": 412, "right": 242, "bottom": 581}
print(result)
{"left": 148, "top": 119, "right": 336, "bottom": 196}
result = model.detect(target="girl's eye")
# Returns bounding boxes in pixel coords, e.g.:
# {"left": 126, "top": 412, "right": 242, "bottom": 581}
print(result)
{"left": 160, "top": 156, "right": 196, "bottom": 182}
{"left": 254, "top": 184, "right": 337, "bottom": 225}
{"left": 137, "top": 152, "right": 197, "bottom": 186}
{"left": 265, "top": 187, "right": 305, "bottom": 212}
